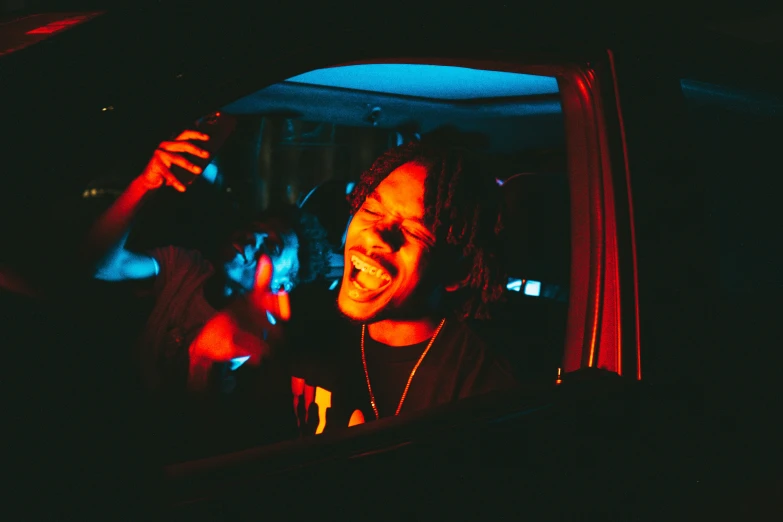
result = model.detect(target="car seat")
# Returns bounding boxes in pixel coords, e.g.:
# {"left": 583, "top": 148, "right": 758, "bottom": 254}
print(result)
{"left": 471, "top": 172, "right": 571, "bottom": 387}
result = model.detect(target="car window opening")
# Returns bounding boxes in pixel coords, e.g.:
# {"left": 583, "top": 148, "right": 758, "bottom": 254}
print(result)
{"left": 59, "top": 62, "right": 570, "bottom": 462}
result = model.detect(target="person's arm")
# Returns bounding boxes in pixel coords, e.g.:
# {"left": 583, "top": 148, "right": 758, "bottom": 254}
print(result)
{"left": 87, "top": 178, "right": 158, "bottom": 281}
{"left": 81, "top": 130, "right": 210, "bottom": 280}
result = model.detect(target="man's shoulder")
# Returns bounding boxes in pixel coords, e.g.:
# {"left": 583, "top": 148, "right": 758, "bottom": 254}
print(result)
{"left": 440, "top": 317, "right": 518, "bottom": 393}
{"left": 441, "top": 317, "right": 492, "bottom": 356}
{"left": 437, "top": 317, "right": 507, "bottom": 371}
{"left": 146, "top": 246, "right": 215, "bottom": 300}
{"left": 149, "top": 246, "right": 214, "bottom": 276}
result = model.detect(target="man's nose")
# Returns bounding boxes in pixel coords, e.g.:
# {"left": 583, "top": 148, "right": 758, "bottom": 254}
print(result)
{"left": 370, "top": 222, "right": 404, "bottom": 252}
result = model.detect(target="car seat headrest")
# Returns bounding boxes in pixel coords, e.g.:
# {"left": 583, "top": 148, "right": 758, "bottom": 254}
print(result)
{"left": 501, "top": 172, "right": 570, "bottom": 286}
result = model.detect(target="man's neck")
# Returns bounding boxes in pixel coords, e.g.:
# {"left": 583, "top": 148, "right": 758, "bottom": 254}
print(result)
{"left": 367, "top": 317, "right": 439, "bottom": 347}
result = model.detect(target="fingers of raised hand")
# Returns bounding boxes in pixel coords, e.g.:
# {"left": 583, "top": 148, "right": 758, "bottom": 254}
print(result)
{"left": 151, "top": 151, "right": 201, "bottom": 192}
{"left": 158, "top": 140, "right": 210, "bottom": 158}
{"left": 174, "top": 129, "right": 210, "bottom": 141}
{"left": 158, "top": 150, "right": 203, "bottom": 175}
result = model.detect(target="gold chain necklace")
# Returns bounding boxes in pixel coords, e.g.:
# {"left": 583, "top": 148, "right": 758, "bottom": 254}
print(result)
{"left": 361, "top": 318, "right": 446, "bottom": 420}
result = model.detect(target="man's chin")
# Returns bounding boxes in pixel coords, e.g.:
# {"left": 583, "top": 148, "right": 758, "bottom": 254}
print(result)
{"left": 337, "top": 293, "right": 382, "bottom": 324}
{"left": 338, "top": 288, "right": 442, "bottom": 325}
{"left": 337, "top": 297, "right": 427, "bottom": 325}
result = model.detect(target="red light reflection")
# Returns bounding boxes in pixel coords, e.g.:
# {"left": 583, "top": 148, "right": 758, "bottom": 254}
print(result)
{"left": 26, "top": 16, "right": 89, "bottom": 35}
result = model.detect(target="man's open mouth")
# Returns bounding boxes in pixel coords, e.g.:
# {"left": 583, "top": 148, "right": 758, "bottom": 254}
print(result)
{"left": 348, "top": 254, "right": 392, "bottom": 294}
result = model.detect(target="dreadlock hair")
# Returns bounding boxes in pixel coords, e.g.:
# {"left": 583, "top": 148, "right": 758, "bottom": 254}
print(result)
{"left": 347, "top": 137, "right": 506, "bottom": 321}
{"left": 244, "top": 204, "right": 332, "bottom": 286}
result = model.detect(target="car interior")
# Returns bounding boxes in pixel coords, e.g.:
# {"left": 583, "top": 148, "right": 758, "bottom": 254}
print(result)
{"left": 5, "top": 62, "right": 571, "bottom": 462}
{"left": 7, "top": 8, "right": 783, "bottom": 520}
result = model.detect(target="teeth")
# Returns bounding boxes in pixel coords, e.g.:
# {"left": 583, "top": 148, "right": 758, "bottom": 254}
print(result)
{"left": 351, "top": 255, "right": 391, "bottom": 282}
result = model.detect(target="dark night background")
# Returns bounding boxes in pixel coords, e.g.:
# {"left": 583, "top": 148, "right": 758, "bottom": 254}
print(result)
{"left": 3, "top": 1, "right": 783, "bottom": 520}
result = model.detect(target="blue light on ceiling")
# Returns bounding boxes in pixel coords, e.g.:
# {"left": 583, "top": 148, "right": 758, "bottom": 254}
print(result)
{"left": 286, "top": 64, "right": 559, "bottom": 100}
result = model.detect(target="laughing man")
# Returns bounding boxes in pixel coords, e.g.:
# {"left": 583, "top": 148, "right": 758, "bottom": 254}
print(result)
{"left": 291, "top": 139, "right": 517, "bottom": 434}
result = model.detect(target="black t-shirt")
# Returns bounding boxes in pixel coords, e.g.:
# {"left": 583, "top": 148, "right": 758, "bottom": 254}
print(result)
{"left": 364, "top": 334, "right": 429, "bottom": 418}
{"left": 291, "top": 317, "right": 517, "bottom": 435}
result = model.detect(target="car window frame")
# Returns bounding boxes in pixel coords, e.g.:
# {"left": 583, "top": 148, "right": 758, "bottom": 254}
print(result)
{"left": 157, "top": 49, "right": 641, "bottom": 502}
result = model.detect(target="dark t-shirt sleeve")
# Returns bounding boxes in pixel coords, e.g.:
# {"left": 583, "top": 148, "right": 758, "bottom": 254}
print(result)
{"left": 140, "top": 246, "right": 216, "bottom": 392}
{"left": 148, "top": 246, "right": 211, "bottom": 297}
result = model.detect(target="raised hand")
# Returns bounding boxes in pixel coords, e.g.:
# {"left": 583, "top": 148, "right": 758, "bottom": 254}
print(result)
{"left": 138, "top": 130, "right": 210, "bottom": 192}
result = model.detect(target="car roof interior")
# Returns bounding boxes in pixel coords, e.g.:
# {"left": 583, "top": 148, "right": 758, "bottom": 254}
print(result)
{"left": 243, "top": 64, "right": 572, "bottom": 383}
{"left": 223, "top": 64, "right": 565, "bottom": 154}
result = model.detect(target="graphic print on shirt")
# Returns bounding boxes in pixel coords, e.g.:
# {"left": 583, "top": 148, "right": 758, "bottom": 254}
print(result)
{"left": 291, "top": 376, "right": 365, "bottom": 434}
